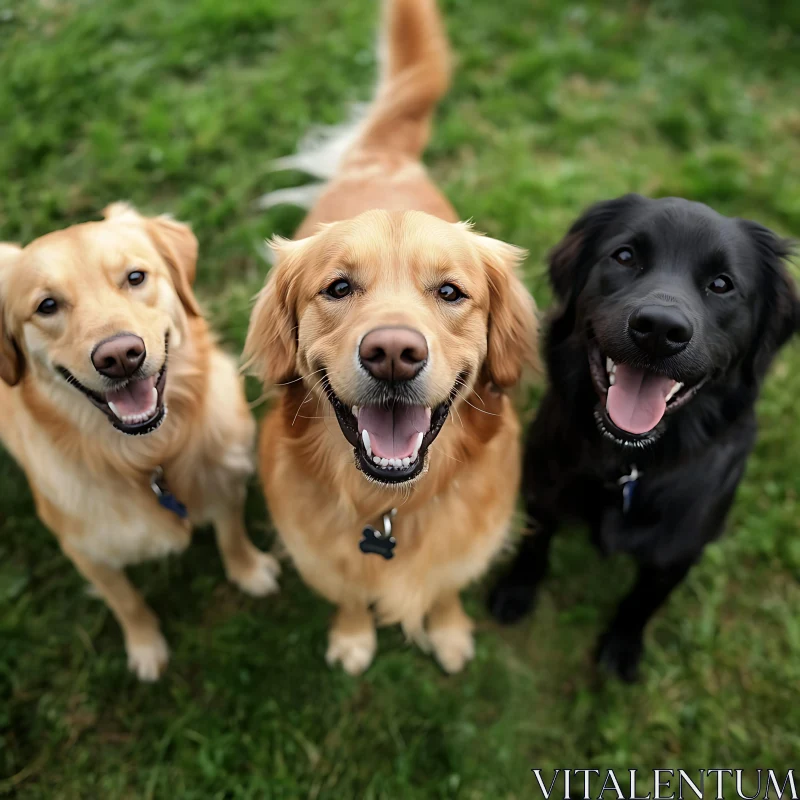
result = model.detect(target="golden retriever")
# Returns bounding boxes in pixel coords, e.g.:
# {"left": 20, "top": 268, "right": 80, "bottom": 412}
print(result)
{"left": 245, "top": 0, "right": 537, "bottom": 674}
{"left": 0, "top": 204, "right": 280, "bottom": 680}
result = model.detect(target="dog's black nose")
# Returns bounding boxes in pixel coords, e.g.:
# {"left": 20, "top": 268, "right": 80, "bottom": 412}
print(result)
{"left": 628, "top": 305, "right": 693, "bottom": 357}
{"left": 359, "top": 326, "right": 428, "bottom": 382}
{"left": 92, "top": 334, "right": 146, "bottom": 379}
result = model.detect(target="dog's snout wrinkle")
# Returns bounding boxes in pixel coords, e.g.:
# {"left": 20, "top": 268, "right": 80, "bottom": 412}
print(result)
{"left": 359, "top": 326, "right": 428, "bottom": 382}
{"left": 91, "top": 333, "right": 146, "bottom": 379}
{"left": 628, "top": 304, "right": 693, "bottom": 358}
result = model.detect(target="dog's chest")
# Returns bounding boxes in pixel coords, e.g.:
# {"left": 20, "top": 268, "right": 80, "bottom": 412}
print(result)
{"left": 29, "top": 447, "right": 191, "bottom": 568}
{"left": 283, "top": 490, "right": 511, "bottom": 602}
{"left": 71, "top": 503, "right": 191, "bottom": 569}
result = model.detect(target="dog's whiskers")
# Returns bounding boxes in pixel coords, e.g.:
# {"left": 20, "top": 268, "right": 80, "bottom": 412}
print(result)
{"left": 276, "top": 367, "right": 326, "bottom": 388}
{"left": 431, "top": 445, "right": 463, "bottom": 465}
{"left": 454, "top": 381, "right": 499, "bottom": 417}
{"left": 292, "top": 373, "right": 333, "bottom": 427}
{"left": 248, "top": 368, "right": 329, "bottom": 410}
{"left": 450, "top": 399, "right": 465, "bottom": 430}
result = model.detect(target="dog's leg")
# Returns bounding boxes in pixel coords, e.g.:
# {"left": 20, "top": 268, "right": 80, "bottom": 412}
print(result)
{"left": 488, "top": 509, "right": 557, "bottom": 624}
{"left": 62, "top": 543, "right": 168, "bottom": 681}
{"left": 595, "top": 558, "right": 695, "bottom": 683}
{"left": 211, "top": 505, "right": 281, "bottom": 597}
{"left": 427, "top": 591, "right": 475, "bottom": 674}
{"left": 326, "top": 604, "right": 376, "bottom": 676}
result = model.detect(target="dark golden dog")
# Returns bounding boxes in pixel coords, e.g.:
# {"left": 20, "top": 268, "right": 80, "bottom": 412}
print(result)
{"left": 246, "top": 0, "right": 537, "bottom": 674}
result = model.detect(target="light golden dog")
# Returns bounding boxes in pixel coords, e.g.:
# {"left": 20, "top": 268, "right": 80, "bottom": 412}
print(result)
{"left": 0, "top": 205, "right": 280, "bottom": 680}
{"left": 245, "top": 0, "right": 537, "bottom": 674}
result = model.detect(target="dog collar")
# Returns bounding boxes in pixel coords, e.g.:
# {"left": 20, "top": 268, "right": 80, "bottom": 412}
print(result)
{"left": 617, "top": 464, "right": 641, "bottom": 515}
{"left": 360, "top": 508, "right": 397, "bottom": 560}
{"left": 150, "top": 466, "right": 188, "bottom": 520}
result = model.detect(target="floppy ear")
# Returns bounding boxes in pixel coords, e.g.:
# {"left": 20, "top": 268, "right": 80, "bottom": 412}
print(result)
{"left": 0, "top": 243, "right": 24, "bottom": 386}
{"left": 103, "top": 202, "right": 201, "bottom": 317}
{"left": 739, "top": 220, "right": 799, "bottom": 381}
{"left": 549, "top": 193, "right": 646, "bottom": 304}
{"left": 244, "top": 236, "right": 308, "bottom": 386}
{"left": 471, "top": 233, "right": 538, "bottom": 389}
{"left": 144, "top": 216, "right": 202, "bottom": 317}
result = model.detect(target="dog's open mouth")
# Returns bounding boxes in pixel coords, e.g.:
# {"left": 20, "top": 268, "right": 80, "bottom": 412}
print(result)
{"left": 57, "top": 341, "right": 169, "bottom": 436}
{"left": 588, "top": 342, "right": 706, "bottom": 445}
{"left": 323, "top": 375, "right": 458, "bottom": 485}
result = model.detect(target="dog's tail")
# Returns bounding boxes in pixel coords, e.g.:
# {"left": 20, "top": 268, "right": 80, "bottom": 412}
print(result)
{"left": 351, "top": 0, "right": 451, "bottom": 161}
{"left": 262, "top": 0, "right": 450, "bottom": 196}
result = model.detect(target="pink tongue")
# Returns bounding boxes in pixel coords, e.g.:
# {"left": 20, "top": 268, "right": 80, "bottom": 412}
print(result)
{"left": 105, "top": 375, "right": 157, "bottom": 417}
{"left": 357, "top": 405, "right": 431, "bottom": 459}
{"left": 606, "top": 364, "right": 674, "bottom": 435}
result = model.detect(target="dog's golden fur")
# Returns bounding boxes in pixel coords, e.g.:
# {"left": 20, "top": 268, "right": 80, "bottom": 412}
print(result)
{"left": 245, "top": 0, "right": 537, "bottom": 674}
{"left": 0, "top": 204, "right": 279, "bottom": 680}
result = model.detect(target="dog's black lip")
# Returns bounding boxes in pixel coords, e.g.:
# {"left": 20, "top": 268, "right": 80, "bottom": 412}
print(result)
{"left": 56, "top": 335, "right": 169, "bottom": 436}
{"left": 321, "top": 371, "right": 463, "bottom": 486}
{"left": 586, "top": 336, "right": 708, "bottom": 445}
{"left": 594, "top": 407, "right": 662, "bottom": 448}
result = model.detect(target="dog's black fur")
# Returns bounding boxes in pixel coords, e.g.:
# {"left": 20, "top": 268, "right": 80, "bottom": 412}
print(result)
{"left": 489, "top": 194, "right": 798, "bottom": 682}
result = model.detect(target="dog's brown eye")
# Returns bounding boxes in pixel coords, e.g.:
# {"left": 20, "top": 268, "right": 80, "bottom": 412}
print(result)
{"left": 325, "top": 279, "right": 352, "bottom": 299}
{"left": 36, "top": 298, "right": 58, "bottom": 316}
{"left": 709, "top": 275, "right": 734, "bottom": 294}
{"left": 127, "top": 270, "right": 146, "bottom": 287}
{"left": 438, "top": 283, "right": 465, "bottom": 302}
{"left": 612, "top": 247, "right": 636, "bottom": 266}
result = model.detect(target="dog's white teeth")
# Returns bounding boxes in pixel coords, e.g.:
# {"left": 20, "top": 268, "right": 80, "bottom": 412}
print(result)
{"left": 666, "top": 381, "right": 684, "bottom": 402}
{"left": 410, "top": 432, "right": 424, "bottom": 461}
{"left": 352, "top": 405, "right": 359, "bottom": 417}
{"left": 108, "top": 401, "right": 123, "bottom": 420}
{"left": 370, "top": 445, "right": 421, "bottom": 470}
{"left": 606, "top": 357, "right": 617, "bottom": 387}
{"left": 361, "top": 429, "right": 372, "bottom": 457}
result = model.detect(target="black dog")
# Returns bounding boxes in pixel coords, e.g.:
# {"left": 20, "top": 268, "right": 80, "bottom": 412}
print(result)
{"left": 489, "top": 194, "right": 798, "bottom": 682}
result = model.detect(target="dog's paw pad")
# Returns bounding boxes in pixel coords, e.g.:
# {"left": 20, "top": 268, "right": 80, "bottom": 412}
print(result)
{"left": 230, "top": 552, "right": 281, "bottom": 597}
{"left": 326, "top": 631, "right": 376, "bottom": 676}
{"left": 429, "top": 627, "right": 475, "bottom": 674}
{"left": 126, "top": 633, "right": 169, "bottom": 682}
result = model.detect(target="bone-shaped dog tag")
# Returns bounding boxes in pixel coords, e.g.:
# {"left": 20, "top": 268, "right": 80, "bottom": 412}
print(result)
{"left": 359, "top": 509, "right": 397, "bottom": 560}
{"left": 359, "top": 525, "right": 396, "bottom": 559}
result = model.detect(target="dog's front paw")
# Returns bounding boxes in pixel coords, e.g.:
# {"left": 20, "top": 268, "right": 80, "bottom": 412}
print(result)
{"left": 429, "top": 626, "right": 475, "bottom": 674}
{"left": 229, "top": 552, "right": 281, "bottom": 597}
{"left": 595, "top": 626, "right": 644, "bottom": 683}
{"left": 487, "top": 574, "right": 537, "bottom": 624}
{"left": 126, "top": 631, "right": 170, "bottom": 682}
{"left": 326, "top": 629, "right": 377, "bottom": 676}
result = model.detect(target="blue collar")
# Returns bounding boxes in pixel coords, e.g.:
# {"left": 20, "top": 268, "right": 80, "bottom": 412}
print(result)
{"left": 150, "top": 467, "right": 188, "bottom": 520}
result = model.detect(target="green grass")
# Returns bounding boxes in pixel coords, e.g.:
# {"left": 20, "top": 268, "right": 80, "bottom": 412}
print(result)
{"left": 2, "top": 0, "right": 800, "bottom": 796}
